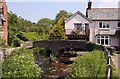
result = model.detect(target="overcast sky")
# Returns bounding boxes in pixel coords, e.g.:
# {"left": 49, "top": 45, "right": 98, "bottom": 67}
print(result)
{"left": 6, "top": 0, "right": 120, "bottom": 23}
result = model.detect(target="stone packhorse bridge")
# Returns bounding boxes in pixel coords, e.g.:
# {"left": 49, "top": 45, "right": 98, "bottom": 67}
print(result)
{"left": 33, "top": 40, "right": 87, "bottom": 57}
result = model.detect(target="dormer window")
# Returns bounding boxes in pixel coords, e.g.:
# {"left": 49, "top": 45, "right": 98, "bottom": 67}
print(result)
{"left": 99, "top": 22, "right": 109, "bottom": 29}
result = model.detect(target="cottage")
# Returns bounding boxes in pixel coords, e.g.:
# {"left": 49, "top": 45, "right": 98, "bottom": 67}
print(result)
{"left": 65, "top": 11, "right": 91, "bottom": 40}
{"left": 65, "top": 0, "right": 120, "bottom": 50}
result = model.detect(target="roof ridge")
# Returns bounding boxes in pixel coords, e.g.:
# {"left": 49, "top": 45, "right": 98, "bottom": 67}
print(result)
{"left": 91, "top": 8, "right": 119, "bottom": 10}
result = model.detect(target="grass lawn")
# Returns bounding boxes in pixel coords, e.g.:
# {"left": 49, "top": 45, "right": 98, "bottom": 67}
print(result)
{"left": 68, "top": 50, "right": 120, "bottom": 79}
{"left": 68, "top": 50, "right": 107, "bottom": 79}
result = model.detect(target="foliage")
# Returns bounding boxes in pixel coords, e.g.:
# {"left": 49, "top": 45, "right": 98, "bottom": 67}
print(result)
{"left": 37, "top": 18, "right": 53, "bottom": 34}
{"left": 85, "top": 42, "right": 96, "bottom": 51}
{"left": 33, "top": 47, "right": 46, "bottom": 58}
{"left": 17, "top": 32, "right": 41, "bottom": 41}
{"left": 8, "top": 12, "right": 51, "bottom": 47}
{"left": 8, "top": 10, "right": 72, "bottom": 46}
{"left": 12, "top": 36, "right": 22, "bottom": 47}
{"left": 16, "top": 32, "right": 28, "bottom": 41}
{"left": 112, "top": 61, "right": 120, "bottom": 79}
{"left": 50, "top": 53, "right": 56, "bottom": 61}
{"left": 2, "top": 48, "right": 41, "bottom": 78}
{"left": 8, "top": 12, "right": 38, "bottom": 46}
{"left": 68, "top": 50, "right": 107, "bottom": 79}
{"left": 54, "top": 10, "right": 72, "bottom": 24}
{"left": 71, "top": 30, "right": 79, "bottom": 35}
{"left": 113, "top": 51, "right": 120, "bottom": 54}
{"left": 1, "top": 38, "right": 7, "bottom": 47}
{"left": 49, "top": 16, "right": 67, "bottom": 40}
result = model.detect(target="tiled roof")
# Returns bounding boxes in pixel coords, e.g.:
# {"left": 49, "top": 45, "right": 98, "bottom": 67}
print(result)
{"left": 88, "top": 8, "right": 120, "bottom": 20}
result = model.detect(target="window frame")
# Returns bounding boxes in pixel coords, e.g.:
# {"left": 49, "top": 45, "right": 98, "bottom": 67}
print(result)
{"left": 96, "top": 36, "right": 110, "bottom": 46}
{"left": 117, "top": 22, "right": 120, "bottom": 28}
{"left": 0, "top": 19, "right": 2, "bottom": 26}
{"left": 99, "top": 22, "right": 109, "bottom": 29}
{"left": 74, "top": 23, "right": 82, "bottom": 30}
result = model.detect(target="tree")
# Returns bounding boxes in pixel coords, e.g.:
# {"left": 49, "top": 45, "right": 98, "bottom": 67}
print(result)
{"left": 54, "top": 10, "right": 72, "bottom": 24}
{"left": 37, "top": 18, "right": 53, "bottom": 34}
{"left": 49, "top": 16, "right": 67, "bottom": 40}
{"left": 8, "top": 12, "right": 41, "bottom": 46}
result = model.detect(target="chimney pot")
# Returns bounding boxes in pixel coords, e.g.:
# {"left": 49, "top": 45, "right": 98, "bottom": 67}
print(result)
{"left": 87, "top": 0, "right": 92, "bottom": 10}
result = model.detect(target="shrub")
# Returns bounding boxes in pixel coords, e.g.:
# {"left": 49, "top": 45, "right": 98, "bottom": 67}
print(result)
{"left": 49, "top": 16, "right": 67, "bottom": 40}
{"left": 19, "top": 32, "right": 41, "bottom": 41}
{"left": 68, "top": 50, "right": 107, "bottom": 79}
{"left": 33, "top": 47, "right": 46, "bottom": 58}
{"left": 85, "top": 42, "right": 96, "bottom": 51}
{"left": 2, "top": 48, "right": 41, "bottom": 78}
{"left": 17, "top": 32, "right": 28, "bottom": 41}
{"left": 114, "top": 51, "right": 120, "bottom": 54}
{"left": 11, "top": 36, "right": 22, "bottom": 47}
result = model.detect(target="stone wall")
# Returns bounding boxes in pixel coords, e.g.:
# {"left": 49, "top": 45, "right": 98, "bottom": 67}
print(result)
{"left": 0, "top": 47, "right": 21, "bottom": 61}
{"left": 33, "top": 40, "right": 86, "bottom": 56}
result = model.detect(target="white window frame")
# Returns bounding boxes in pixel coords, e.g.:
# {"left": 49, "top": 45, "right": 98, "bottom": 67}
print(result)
{"left": 96, "top": 36, "right": 110, "bottom": 46}
{"left": 0, "top": 19, "right": 2, "bottom": 26}
{"left": 74, "top": 23, "right": 82, "bottom": 29}
{"left": 99, "top": 22, "right": 109, "bottom": 29}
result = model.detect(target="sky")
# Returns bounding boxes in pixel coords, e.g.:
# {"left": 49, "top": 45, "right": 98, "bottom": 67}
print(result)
{"left": 6, "top": 0, "right": 120, "bottom": 23}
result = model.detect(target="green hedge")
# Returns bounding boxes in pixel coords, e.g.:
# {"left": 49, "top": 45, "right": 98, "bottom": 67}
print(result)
{"left": 85, "top": 42, "right": 96, "bottom": 51}
{"left": 68, "top": 50, "right": 107, "bottom": 79}
{"left": 2, "top": 48, "right": 41, "bottom": 78}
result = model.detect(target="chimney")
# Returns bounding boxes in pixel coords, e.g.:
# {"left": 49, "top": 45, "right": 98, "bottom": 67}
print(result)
{"left": 86, "top": 0, "right": 92, "bottom": 17}
{"left": 87, "top": 0, "right": 92, "bottom": 10}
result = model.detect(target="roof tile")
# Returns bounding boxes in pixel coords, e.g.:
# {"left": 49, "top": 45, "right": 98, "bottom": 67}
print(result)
{"left": 88, "top": 8, "right": 120, "bottom": 20}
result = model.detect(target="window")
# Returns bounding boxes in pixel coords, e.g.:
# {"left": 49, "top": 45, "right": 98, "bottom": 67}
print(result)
{"left": 0, "top": 13, "right": 3, "bottom": 26}
{"left": 99, "top": 22, "right": 109, "bottom": 29}
{"left": 0, "top": 14, "right": 3, "bottom": 18}
{"left": 74, "top": 23, "right": 82, "bottom": 30}
{"left": 97, "top": 36, "right": 110, "bottom": 45}
{"left": 0, "top": 19, "right": 2, "bottom": 25}
{"left": 85, "top": 23, "right": 89, "bottom": 28}
{"left": 118, "top": 22, "right": 120, "bottom": 28}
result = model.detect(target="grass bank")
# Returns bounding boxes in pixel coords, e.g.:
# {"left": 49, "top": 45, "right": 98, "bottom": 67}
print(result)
{"left": 2, "top": 48, "right": 41, "bottom": 78}
{"left": 68, "top": 50, "right": 107, "bottom": 79}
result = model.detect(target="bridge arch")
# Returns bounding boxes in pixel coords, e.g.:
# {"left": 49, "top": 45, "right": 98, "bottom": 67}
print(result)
{"left": 33, "top": 40, "right": 87, "bottom": 58}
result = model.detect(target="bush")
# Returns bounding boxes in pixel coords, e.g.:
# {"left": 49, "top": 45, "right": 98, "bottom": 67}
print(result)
{"left": 114, "top": 51, "right": 120, "bottom": 54}
{"left": 68, "top": 50, "right": 107, "bottom": 79}
{"left": 49, "top": 16, "right": 67, "bottom": 40}
{"left": 12, "top": 37, "right": 22, "bottom": 47}
{"left": 17, "top": 32, "right": 28, "bottom": 41}
{"left": 19, "top": 32, "right": 42, "bottom": 41}
{"left": 85, "top": 42, "right": 96, "bottom": 51}
{"left": 2, "top": 48, "right": 41, "bottom": 78}
{"left": 33, "top": 47, "right": 46, "bottom": 58}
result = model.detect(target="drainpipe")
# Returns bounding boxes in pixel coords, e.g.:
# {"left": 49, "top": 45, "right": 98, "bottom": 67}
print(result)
{"left": 119, "top": 38, "right": 120, "bottom": 51}
{"left": 93, "top": 22, "right": 96, "bottom": 43}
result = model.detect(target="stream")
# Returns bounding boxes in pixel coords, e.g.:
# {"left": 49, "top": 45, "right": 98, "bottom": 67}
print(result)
{"left": 36, "top": 58, "right": 69, "bottom": 79}
{"left": 34, "top": 51, "right": 79, "bottom": 79}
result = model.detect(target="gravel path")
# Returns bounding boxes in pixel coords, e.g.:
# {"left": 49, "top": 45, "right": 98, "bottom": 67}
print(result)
{"left": 111, "top": 54, "right": 120, "bottom": 76}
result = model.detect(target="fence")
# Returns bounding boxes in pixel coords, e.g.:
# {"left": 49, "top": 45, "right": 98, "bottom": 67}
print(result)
{"left": 95, "top": 44, "right": 112, "bottom": 79}
{"left": 104, "top": 46, "right": 112, "bottom": 79}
